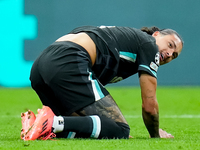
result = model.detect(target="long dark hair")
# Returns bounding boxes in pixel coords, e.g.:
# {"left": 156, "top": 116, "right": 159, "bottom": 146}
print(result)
{"left": 141, "top": 26, "right": 184, "bottom": 46}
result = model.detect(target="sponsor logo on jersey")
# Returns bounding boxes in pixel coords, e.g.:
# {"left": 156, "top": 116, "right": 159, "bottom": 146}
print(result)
{"left": 109, "top": 76, "right": 123, "bottom": 83}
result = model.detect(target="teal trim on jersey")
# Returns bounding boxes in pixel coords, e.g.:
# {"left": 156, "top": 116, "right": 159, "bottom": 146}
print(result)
{"left": 139, "top": 65, "right": 157, "bottom": 78}
{"left": 119, "top": 51, "right": 137, "bottom": 62}
{"left": 88, "top": 70, "right": 105, "bottom": 100}
{"left": 90, "top": 116, "right": 101, "bottom": 138}
{"left": 94, "top": 81, "right": 105, "bottom": 99}
{"left": 67, "top": 132, "right": 76, "bottom": 139}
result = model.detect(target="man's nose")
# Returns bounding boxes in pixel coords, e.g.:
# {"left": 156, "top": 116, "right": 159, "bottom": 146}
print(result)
{"left": 166, "top": 49, "right": 174, "bottom": 57}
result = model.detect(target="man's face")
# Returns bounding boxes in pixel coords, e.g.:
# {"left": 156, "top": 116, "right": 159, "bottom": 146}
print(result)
{"left": 152, "top": 31, "right": 183, "bottom": 65}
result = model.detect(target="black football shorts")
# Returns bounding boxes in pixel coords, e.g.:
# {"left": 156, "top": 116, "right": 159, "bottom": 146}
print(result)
{"left": 30, "top": 41, "right": 109, "bottom": 116}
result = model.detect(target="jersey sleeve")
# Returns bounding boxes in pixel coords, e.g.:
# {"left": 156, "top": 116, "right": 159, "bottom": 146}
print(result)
{"left": 137, "top": 42, "right": 160, "bottom": 78}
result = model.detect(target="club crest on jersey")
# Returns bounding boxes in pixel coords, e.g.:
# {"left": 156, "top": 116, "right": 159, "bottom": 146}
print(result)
{"left": 155, "top": 52, "right": 160, "bottom": 66}
{"left": 150, "top": 62, "right": 158, "bottom": 72}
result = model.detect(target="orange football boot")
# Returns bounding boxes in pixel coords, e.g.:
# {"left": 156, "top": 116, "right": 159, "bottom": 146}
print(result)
{"left": 24, "top": 106, "right": 56, "bottom": 140}
{"left": 21, "top": 110, "right": 36, "bottom": 139}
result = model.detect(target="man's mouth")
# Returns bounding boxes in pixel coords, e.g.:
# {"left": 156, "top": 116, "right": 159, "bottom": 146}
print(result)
{"left": 160, "top": 53, "right": 164, "bottom": 61}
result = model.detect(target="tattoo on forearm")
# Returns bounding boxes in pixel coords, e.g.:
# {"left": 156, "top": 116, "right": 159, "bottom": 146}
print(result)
{"left": 142, "top": 109, "right": 160, "bottom": 138}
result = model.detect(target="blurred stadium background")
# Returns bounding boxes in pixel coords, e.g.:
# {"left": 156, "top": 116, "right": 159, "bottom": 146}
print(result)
{"left": 0, "top": 0, "right": 200, "bottom": 87}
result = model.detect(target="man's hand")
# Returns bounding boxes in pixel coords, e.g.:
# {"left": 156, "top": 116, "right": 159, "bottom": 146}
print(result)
{"left": 159, "top": 129, "right": 174, "bottom": 138}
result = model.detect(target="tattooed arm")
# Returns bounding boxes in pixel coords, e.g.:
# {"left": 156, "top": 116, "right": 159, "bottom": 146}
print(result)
{"left": 139, "top": 72, "right": 160, "bottom": 138}
{"left": 139, "top": 72, "right": 174, "bottom": 138}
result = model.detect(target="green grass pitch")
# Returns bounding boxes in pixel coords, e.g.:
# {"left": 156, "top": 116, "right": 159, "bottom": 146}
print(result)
{"left": 0, "top": 86, "right": 200, "bottom": 150}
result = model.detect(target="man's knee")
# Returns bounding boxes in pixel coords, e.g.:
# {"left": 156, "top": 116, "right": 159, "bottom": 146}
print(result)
{"left": 99, "top": 116, "right": 130, "bottom": 139}
{"left": 116, "top": 122, "right": 130, "bottom": 139}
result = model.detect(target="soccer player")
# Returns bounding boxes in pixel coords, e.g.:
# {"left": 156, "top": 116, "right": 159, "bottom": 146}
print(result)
{"left": 21, "top": 25, "right": 183, "bottom": 140}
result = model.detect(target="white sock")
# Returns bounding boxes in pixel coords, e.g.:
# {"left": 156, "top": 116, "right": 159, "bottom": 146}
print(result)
{"left": 52, "top": 116, "right": 64, "bottom": 133}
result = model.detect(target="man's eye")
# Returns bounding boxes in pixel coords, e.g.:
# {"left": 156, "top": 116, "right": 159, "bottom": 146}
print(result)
{"left": 169, "top": 43, "right": 173, "bottom": 48}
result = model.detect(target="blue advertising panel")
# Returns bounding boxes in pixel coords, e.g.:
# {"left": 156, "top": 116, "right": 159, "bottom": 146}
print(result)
{"left": 0, "top": 0, "right": 200, "bottom": 87}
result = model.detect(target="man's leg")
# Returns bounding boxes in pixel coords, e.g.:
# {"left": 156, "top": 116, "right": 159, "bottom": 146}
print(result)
{"left": 28, "top": 44, "right": 129, "bottom": 139}
{"left": 30, "top": 59, "right": 61, "bottom": 116}
{"left": 54, "top": 95, "right": 130, "bottom": 139}
{"left": 75, "top": 95, "right": 127, "bottom": 124}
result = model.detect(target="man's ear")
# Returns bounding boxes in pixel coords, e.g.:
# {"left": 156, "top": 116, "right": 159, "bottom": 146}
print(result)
{"left": 152, "top": 31, "right": 160, "bottom": 37}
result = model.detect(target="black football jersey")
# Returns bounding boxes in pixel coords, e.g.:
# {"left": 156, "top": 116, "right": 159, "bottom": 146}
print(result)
{"left": 70, "top": 26, "right": 159, "bottom": 85}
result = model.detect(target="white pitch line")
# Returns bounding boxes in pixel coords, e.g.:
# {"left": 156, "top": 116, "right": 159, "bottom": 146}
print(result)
{"left": 1, "top": 115, "right": 200, "bottom": 119}
{"left": 0, "top": 115, "right": 21, "bottom": 118}
{"left": 124, "top": 115, "right": 200, "bottom": 119}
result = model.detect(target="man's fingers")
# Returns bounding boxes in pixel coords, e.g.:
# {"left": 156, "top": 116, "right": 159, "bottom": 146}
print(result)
{"left": 159, "top": 129, "right": 174, "bottom": 138}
